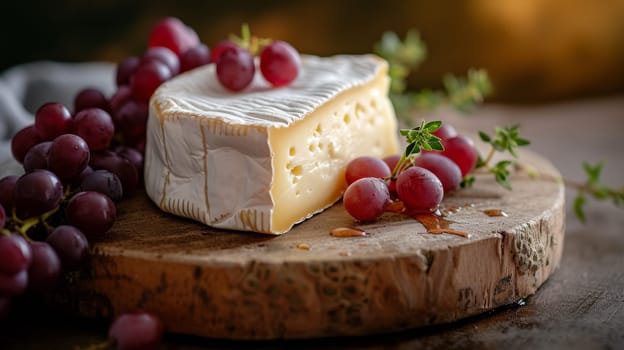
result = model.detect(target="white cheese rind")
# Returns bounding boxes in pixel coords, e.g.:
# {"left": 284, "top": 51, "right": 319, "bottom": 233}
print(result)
{"left": 145, "top": 54, "right": 398, "bottom": 234}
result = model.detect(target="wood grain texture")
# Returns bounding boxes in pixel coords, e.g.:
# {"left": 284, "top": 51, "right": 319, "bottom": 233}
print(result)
{"left": 52, "top": 149, "right": 565, "bottom": 340}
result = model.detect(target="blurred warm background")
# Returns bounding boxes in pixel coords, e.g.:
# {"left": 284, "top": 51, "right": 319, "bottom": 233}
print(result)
{"left": 2, "top": 0, "right": 624, "bottom": 103}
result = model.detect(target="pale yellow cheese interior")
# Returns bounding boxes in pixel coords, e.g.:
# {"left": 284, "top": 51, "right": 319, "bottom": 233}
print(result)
{"left": 268, "top": 69, "right": 398, "bottom": 233}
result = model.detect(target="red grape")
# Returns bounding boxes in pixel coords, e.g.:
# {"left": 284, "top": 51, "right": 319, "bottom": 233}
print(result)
{"left": 216, "top": 46, "right": 255, "bottom": 92}
{"left": 259, "top": 40, "right": 301, "bottom": 87}
{"left": 109, "top": 85, "right": 133, "bottom": 117}
{"left": 116, "top": 146, "right": 144, "bottom": 179}
{"left": 0, "top": 204, "right": 4, "bottom": 228}
{"left": 131, "top": 61, "right": 172, "bottom": 102}
{"left": 11, "top": 125, "right": 41, "bottom": 163}
{"left": 34, "top": 102, "right": 72, "bottom": 140}
{"left": 0, "top": 270, "right": 28, "bottom": 297}
{"left": 345, "top": 156, "right": 391, "bottom": 185}
{"left": 209, "top": 40, "right": 238, "bottom": 63}
{"left": 343, "top": 177, "right": 391, "bottom": 221}
{"left": 142, "top": 46, "right": 180, "bottom": 75}
{"left": 396, "top": 166, "right": 443, "bottom": 213}
{"left": 90, "top": 151, "right": 139, "bottom": 196}
{"left": 440, "top": 135, "right": 478, "bottom": 177}
{"left": 116, "top": 56, "right": 141, "bottom": 87}
{"left": 46, "top": 225, "right": 89, "bottom": 271}
{"left": 23, "top": 141, "right": 51, "bottom": 173}
{"left": 74, "top": 87, "right": 108, "bottom": 113}
{"left": 382, "top": 154, "right": 401, "bottom": 173}
{"left": 27, "top": 241, "right": 61, "bottom": 293}
{"left": 109, "top": 312, "right": 164, "bottom": 350}
{"left": 181, "top": 44, "right": 211, "bottom": 72}
{"left": 80, "top": 170, "right": 123, "bottom": 202}
{"left": 413, "top": 153, "right": 462, "bottom": 193}
{"left": 13, "top": 170, "right": 63, "bottom": 217}
{"left": 66, "top": 191, "right": 116, "bottom": 238}
{"left": 0, "top": 234, "right": 31, "bottom": 275}
{"left": 114, "top": 100, "right": 148, "bottom": 141}
{"left": 432, "top": 123, "right": 458, "bottom": 140}
{"left": 0, "top": 176, "right": 18, "bottom": 209}
{"left": 148, "top": 17, "right": 199, "bottom": 56}
{"left": 48, "top": 134, "right": 90, "bottom": 180}
{"left": 73, "top": 108, "right": 115, "bottom": 151}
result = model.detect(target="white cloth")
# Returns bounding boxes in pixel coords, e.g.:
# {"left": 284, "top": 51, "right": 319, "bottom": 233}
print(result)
{"left": 0, "top": 61, "right": 116, "bottom": 177}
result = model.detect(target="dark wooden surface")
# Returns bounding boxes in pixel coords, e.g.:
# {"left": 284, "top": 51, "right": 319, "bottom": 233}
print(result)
{"left": 2, "top": 94, "right": 624, "bottom": 349}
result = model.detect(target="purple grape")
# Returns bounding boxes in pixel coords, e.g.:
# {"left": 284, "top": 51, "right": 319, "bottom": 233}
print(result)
{"left": 114, "top": 99, "right": 148, "bottom": 141}
{"left": 131, "top": 60, "right": 172, "bottom": 102}
{"left": 73, "top": 108, "right": 115, "bottom": 151}
{"left": 345, "top": 156, "right": 391, "bottom": 185}
{"left": 109, "top": 312, "right": 164, "bottom": 350}
{"left": 116, "top": 56, "right": 141, "bottom": 87}
{"left": 48, "top": 134, "right": 90, "bottom": 180}
{"left": 0, "top": 176, "right": 18, "bottom": 210}
{"left": 109, "top": 85, "right": 133, "bottom": 119}
{"left": 11, "top": 125, "right": 41, "bottom": 163}
{"left": 80, "top": 170, "right": 123, "bottom": 202}
{"left": 90, "top": 151, "right": 139, "bottom": 197}
{"left": 0, "top": 204, "right": 4, "bottom": 228}
{"left": 34, "top": 102, "right": 72, "bottom": 141}
{"left": 27, "top": 241, "right": 61, "bottom": 293}
{"left": 74, "top": 87, "right": 108, "bottom": 113}
{"left": 181, "top": 43, "right": 210, "bottom": 72}
{"left": 343, "top": 177, "right": 391, "bottom": 222}
{"left": 0, "top": 270, "right": 28, "bottom": 297}
{"left": 13, "top": 170, "right": 63, "bottom": 217}
{"left": 413, "top": 153, "right": 462, "bottom": 193}
{"left": 46, "top": 225, "right": 89, "bottom": 271}
{"left": 116, "top": 146, "right": 143, "bottom": 179}
{"left": 396, "top": 166, "right": 444, "bottom": 213}
{"left": 216, "top": 46, "right": 255, "bottom": 91}
{"left": 66, "top": 191, "right": 116, "bottom": 238}
{"left": 0, "top": 234, "right": 31, "bottom": 275}
{"left": 23, "top": 141, "right": 52, "bottom": 173}
{"left": 142, "top": 46, "right": 180, "bottom": 75}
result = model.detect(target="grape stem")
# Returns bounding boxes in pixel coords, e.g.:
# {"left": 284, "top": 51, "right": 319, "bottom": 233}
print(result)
{"left": 11, "top": 206, "right": 60, "bottom": 240}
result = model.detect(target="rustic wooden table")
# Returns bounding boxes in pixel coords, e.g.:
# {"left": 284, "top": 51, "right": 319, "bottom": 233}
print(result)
{"left": 2, "top": 94, "right": 623, "bottom": 349}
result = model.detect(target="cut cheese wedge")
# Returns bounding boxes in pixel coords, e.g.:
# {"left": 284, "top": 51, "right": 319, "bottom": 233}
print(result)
{"left": 145, "top": 54, "right": 399, "bottom": 234}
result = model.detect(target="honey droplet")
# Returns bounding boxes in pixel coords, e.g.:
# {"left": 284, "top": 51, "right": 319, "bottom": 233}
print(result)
{"left": 406, "top": 208, "right": 470, "bottom": 238}
{"left": 296, "top": 243, "right": 310, "bottom": 250}
{"left": 483, "top": 209, "right": 508, "bottom": 217}
{"left": 330, "top": 227, "right": 367, "bottom": 237}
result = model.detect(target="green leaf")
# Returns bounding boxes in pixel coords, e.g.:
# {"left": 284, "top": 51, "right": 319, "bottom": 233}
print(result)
{"left": 461, "top": 176, "right": 475, "bottom": 188}
{"left": 583, "top": 161, "right": 604, "bottom": 184}
{"left": 479, "top": 131, "right": 491, "bottom": 143}
{"left": 516, "top": 138, "right": 530, "bottom": 146}
{"left": 404, "top": 142, "right": 419, "bottom": 157}
{"left": 574, "top": 194, "right": 587, "bottom": 223}
{"left": 424, "top": 120, "right": 442, "bottom": 132}
{"left": 428, "top": 139, "right": 444, "bottom": 151}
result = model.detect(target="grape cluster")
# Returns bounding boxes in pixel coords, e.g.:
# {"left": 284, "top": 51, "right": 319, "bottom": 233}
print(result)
{"left": 0, "top": 16, "right": 215, "bottom": 346}
{"left": 343, "top": 122, "right": 478, "bottom": 222}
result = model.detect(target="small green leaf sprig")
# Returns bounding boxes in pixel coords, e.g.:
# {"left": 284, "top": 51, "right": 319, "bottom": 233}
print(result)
{"left": 391, "top": 120, "right": 443, "bottom": 178}
{"left": 374, "top": 30, "right": 492, "bottom": 124}
{"left": 468, "top": 125, "right": 531, "bottom": 190}
{"left": 467, "top": 125, "right": 623, "bottom": 222}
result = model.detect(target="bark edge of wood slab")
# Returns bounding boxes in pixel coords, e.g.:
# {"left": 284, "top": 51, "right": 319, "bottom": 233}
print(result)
{"left": 54, "top": 150, "right": 565, "bottom": 339}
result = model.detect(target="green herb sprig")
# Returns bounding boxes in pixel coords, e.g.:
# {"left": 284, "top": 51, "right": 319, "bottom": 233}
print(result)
{"left": 374, "top": 30, "right": 492, "bottom": 124}
{"left": 391, "top": 120, "right": 444, "bottom": 177}
{"left": 469, "top": 125, "right": 531, "bottom": 189}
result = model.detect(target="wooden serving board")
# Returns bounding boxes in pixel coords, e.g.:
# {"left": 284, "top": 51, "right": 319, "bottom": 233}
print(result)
{"left": 55, "top": 150, "right": 565, "bottom": 340}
